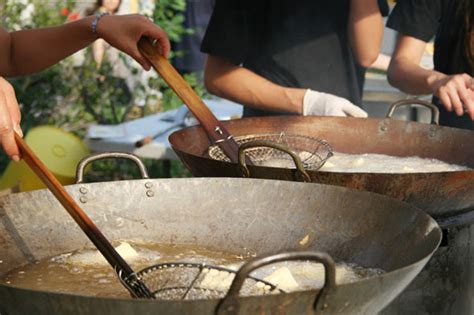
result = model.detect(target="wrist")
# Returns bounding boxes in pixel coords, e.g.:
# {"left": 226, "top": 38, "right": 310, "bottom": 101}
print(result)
{"left": 426, "top": 72, "right": 447, "bottom": 93}
{"left": 92, "top": 12, "right": 110, "bottom": 38}
{"left": 284, "top": 88, "right": 306, "bottom": 114}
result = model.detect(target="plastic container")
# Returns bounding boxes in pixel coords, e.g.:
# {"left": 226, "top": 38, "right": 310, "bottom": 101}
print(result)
{"left": 0, "top": 126, "right": 89, "bottom": 192}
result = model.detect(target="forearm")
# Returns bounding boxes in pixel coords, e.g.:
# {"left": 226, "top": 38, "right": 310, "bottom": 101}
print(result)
{"left": 4, "top": 16, "right": 96, "bottom": 76}
{"left": 388, "top": 56, "right": 446, "bottom": 95}
{"left": 204, "top": 55, "right": 304, "bottom": 114}
{"left": 348, "top": 0, "right": 383, "bottom": 67}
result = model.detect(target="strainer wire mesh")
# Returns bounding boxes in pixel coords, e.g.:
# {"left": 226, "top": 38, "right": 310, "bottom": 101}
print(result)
{"left": 208, "top": 132, "right": 333, "bottom": 170}
{"left": 123, "top": 262, "right": 283, "bottom": 300}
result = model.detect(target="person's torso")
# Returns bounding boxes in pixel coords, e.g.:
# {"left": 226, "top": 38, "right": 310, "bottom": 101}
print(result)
{"left": 239, "top": 0, "right": 362, "bottom": 117}
{"left": 434, "top": 0, "right": 472, "bottom": 75}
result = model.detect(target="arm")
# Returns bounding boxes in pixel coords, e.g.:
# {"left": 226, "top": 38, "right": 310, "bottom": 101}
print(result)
{"left": 204, "top": 54, "right": 367, "bottom": 117}
{"left": 387, "top": 35, "right": 474, "bottom": 119}
{"left": 204, "top": 54, "right": 305, "bottom": 114}
{"left": 370, "top": 53, "right": 391, "bottom": 71}
{"left": 348, "top": 0, "right": 384, "bottom": 67}
{"left": 0, "top": 14, "right": 170, "bottom": 77}
{"left": 0, "top": 14, "right": 171, "bottom": 160}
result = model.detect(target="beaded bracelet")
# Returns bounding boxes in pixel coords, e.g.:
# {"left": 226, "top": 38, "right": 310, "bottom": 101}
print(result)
{"left": 92, "top": 12, "right": 110, "bottom": 35}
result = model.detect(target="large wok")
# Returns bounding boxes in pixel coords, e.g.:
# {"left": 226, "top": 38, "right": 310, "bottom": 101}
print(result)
{"left": 169, "top": 111, "right": 473, "bottom": 217}
{"left": 169, "top": 103, "right": 474, "bottom": 314}
{"left": 0, "top": 154, "right": 441, "bottom": 314}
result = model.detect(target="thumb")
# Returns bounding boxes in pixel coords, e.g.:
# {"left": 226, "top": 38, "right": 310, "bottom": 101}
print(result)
{"left": 340, "top": 101, "right": 368, "bottom": 118}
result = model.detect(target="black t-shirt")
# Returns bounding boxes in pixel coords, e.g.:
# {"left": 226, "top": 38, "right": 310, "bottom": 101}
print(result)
{"left": 387, "top": 0, "right": 473, "bottom": 130}
{"left": 173, "top": 0, "right": 215, "bottom": 73}
{"left": 201, "top": 0, "right": 363, "bottom": 117}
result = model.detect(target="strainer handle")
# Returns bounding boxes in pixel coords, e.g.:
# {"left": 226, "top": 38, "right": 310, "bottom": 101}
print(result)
{"left": 216, "top": 251, "right": 336, "bottom": 315}
{"left": 238, "top": 140, "right": 311, "bottom": 182}
{"left": 386, "top": 99, "right": 439, "bottom": 125}
{"left": 75, "top": 152, "right": 149, "bottom": 184}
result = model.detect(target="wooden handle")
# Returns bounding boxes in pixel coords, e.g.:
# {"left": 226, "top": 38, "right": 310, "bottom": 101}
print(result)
{"left": 138, "top": 37, "right": 243, "bottom": 163}
{"left": 14, "top": 132, "right": 135, "bottom": 277}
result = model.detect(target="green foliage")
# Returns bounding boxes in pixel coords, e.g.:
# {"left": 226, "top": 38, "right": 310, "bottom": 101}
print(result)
{"left": 1, "top": 0, "right": 75, "bottom": 29}
{"left": 151, "top": 0, "right": 193, "bottom": 43}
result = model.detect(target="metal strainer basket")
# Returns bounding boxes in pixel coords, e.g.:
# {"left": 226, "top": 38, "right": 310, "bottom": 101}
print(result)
{"left": 208, "top": 133, "right": 333, "bottom": 171}
{"left": 121, "top": 262, "right": 283, "bottom": 300}
{"left": 119, "top": 251, "right": 335, "bottom": 307}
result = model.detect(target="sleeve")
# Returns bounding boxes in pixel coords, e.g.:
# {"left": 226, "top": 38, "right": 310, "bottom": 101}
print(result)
{"left": 378, "top": 0, "right": 390, "bottom": 17}
{"left": 200, "top": 0, "right": 253, "bottom": 65}
{"left": 387, "top": 0, "right": 442, "bottom": 42}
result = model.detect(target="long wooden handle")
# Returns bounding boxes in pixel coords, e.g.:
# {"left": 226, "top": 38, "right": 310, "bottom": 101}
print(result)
{"left": 14, "top": 132, "right": 135, "bottom": 277}
{"left": 138, "top": 37, "right": 242, "bottom": 163}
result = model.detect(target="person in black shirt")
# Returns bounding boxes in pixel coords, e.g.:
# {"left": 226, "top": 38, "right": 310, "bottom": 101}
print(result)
{"left": 173, "top": 0, "right": 215, "bottom": 75}
{"left": 201, "top": 0, "right": 385, "bottom": 118}
{"left": 387, "top": 0, "right": 474, "bottom": 130}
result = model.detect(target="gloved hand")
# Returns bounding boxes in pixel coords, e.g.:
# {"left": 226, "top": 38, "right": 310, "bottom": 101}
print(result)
{"left": 302, "top": 89, "right": 368, "bottom": 117}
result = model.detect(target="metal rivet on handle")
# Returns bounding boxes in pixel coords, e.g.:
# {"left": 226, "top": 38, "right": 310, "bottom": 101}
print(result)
{"left": 79, "top": 187, "right": 88, "bottom": 194}
{"left": 145, "top": 182, "right": 153, "bottom": 189}
{"left": 79, "top": 196, "right": 88, "bottom": 203}
{"left": 429, "top": 126, "right": 437, "bottom": 138}
{"left": 215, "top": 126, "right": 223, "bottom": 135}
{"left": 146, "top": 190, "right": 154, "bottom": 197}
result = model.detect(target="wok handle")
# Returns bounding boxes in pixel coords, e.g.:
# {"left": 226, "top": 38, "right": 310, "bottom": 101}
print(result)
{"left": 238, "top": 140, "right": 311, "bottom": 182}
{"left": 75, "top": 152, "right": 149, "bottom": 184}
{"left": 216, "top": 251, "right": 337, "bottom": 315}
{"left": 137, "top": 37, "right": 244, "bottom": 164}
{"left": 386, "top": 99, "right": 439, "bottom": 125}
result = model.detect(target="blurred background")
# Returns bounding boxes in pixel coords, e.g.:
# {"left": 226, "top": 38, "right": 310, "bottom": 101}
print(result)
{"left": 0, "top": 0, "right": 432, "bottom": 191}
{"left": 0, "top": 0, "right": 213, "bottom": 185}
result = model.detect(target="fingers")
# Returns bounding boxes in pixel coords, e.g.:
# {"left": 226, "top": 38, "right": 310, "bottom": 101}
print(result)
{"left": 340, "top": 101, "right": 368, "bottom": 118}
{"left": 462, "top": 76, "right": 474, "bottom": 120}
{"left": 143, "top": 26, "right": 171, "bottom": 58}
{"left": 437, "top": 85, "right": 452, "bottom": 112}
{"left": 130, "top": 18, "right": 170, "bottom": 70}
{"left": 99, "top": 15, "right": 171, "bottom": 70}
{"left": 0, "top": 78, "right": 22, "bottom": 135}
{"left": 0, "top": 92, "right": 20, "bottom": 161}
{"left": 435, "top": 74, "right": 474, "bottom": 119}
{"left": 448, "top": 85, "right": 465, "bottom": 116}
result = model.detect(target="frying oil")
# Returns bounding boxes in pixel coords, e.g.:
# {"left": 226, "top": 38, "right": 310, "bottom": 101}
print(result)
{"left": 0, "top": 242, "right": 383, "bottom": 298}
{"left": 260, "top": 152, "right": 470, "bottom": 173}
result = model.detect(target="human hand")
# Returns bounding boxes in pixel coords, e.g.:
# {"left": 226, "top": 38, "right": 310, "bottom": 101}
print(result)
{"left": 96, "top": 14, "right": 170, "bottom": 71}
{"left": 0, "top": 77, "right": 22, "bottom": 161}
{"left": 302, "top": 89, "right": 368, "bottom": 117}
{"left": 430, "top": 73, "right": 474, "bottom": 120}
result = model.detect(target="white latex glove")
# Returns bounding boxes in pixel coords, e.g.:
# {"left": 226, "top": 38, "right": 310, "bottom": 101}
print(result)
{"left": 302, "top": 89, "right": 368, "bottom": 118}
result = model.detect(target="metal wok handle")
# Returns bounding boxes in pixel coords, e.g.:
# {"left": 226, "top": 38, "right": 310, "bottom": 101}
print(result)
{"left": 386, "top": 99, "right": 440, "bottom": 125}
{"left": 238, "top": 140, "right": 311, "bottom": 182}
{"left": 216, "top": 251, "right": 336, "bottom": 315}
{"left": 76, "top": 152, "right": 149, "bottom": 184}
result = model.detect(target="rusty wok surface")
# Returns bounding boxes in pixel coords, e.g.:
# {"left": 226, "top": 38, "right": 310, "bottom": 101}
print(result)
{"left": 169, "top": 115, "right": 474, "bottom": 217}
{"left": 0, "top": 178, "right": 441, "bottom": 315}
